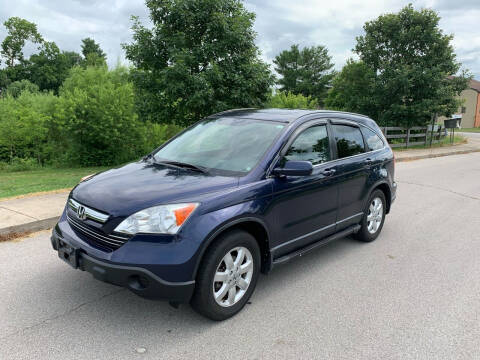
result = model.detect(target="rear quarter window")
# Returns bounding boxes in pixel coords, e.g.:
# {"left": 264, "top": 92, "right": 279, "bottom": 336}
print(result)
{"left": 361, "top": 127, "right": 385, "bottom": 151}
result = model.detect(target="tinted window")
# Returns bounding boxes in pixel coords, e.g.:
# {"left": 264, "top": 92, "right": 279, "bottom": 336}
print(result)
{"left": 284, "top": 125, "right": 330, "bottom": 165}
{"left": 333, "top": 125, "right": 365, "bottom": 158}
{"left": 361, "top": 127, "right": 384, "bottom": 151}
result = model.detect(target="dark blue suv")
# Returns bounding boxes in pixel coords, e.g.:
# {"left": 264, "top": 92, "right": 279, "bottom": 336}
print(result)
{"left": 51, "top": 109, "right": 396, "bottom": 320}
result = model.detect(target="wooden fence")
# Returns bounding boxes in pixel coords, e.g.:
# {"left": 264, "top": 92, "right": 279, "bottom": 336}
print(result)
{"left": 379, "top": 126, "right": 446, "bottom": 148}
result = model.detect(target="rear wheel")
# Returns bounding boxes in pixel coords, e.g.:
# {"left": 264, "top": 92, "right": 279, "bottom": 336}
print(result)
{"left": 191, "top": 229, "right": 260, "bottom": 321}
{"left": 354, "top": 189, "right": 386, "bottom": 242}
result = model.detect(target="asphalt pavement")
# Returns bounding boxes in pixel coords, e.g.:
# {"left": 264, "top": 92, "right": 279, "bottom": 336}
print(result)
{"left": 1, "top": 152, "right": 480, "bottom": 359}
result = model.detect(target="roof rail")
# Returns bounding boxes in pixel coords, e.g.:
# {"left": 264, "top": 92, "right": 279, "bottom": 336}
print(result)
{"left": 208, "top": 108, "right": 257, "bottom": 117}
{"left": 320, "top": 110, "right": 371, "bottom": 119}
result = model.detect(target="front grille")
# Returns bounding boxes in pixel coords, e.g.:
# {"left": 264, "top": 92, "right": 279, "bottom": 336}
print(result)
{"left": 68, "top": 198, "right": 109, "bottom": 223}
{"left": 67, "top": 214, "right": 130, "bottom": 251}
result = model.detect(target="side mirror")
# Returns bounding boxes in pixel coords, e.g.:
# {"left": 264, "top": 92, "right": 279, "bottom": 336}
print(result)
{"left": 272, "top": 160, "right": 313, "bottom": 177}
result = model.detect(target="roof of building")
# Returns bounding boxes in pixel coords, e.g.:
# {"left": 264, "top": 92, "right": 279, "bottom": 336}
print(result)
{"left": 447, "top": 76, "right": 480, "bottom": 93}
{"left": 469, "top": 78, "right": 480, "bottom": 93}
{"left": 208, "top": 108, "right": 371, "bottom": 123}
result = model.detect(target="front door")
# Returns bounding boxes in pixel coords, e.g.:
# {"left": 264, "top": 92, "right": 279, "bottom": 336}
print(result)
{"left": 269, "top": 121, "right": 338, "bottom": 258}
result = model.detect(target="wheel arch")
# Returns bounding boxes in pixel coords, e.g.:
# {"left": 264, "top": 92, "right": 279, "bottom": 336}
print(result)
{"left": 193, "top": 217, "right": 272, "bottom": 279}
{"left": 369, "top": 181, "right": 392, "bottom": 214}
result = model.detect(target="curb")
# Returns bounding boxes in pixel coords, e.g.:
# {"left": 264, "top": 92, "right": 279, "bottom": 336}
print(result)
{"left": 0, "top": 188, "right": 71, "bottom": 202}
{"left": 0, "top": 216, "right": 59, "bottom": 238}
{"left": 395, "top": 148, "right": 480, "bottom": 162}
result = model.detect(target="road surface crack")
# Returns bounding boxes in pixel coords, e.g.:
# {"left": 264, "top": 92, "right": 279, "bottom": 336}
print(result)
{"left": 397, "top": 180, "right": 480, "bottom": 201}
{"left": 0, "top": 288, "right": 125, "bottom": 341}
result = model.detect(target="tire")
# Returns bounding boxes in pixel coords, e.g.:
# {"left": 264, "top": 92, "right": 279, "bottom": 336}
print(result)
{"left": 354, "top": 189, "right": 386, "bottom": 242}
{"left": 191, "top": 229, "right": 261, "bottom": 321}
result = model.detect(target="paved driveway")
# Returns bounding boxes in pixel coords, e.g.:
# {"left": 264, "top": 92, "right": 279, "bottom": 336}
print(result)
{"left": 1, "top": 153, "right": 480, "bottom": 360}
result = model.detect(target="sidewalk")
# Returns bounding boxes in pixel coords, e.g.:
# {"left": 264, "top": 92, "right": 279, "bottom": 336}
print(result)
{"left": 1, "top": 132, "right": 480, "bottom": 238}
{"left": 0, "top": 191, "right": 68, "bottom": 238}
{"left": 394, "top": 132, "right": 480, "bottom": 162}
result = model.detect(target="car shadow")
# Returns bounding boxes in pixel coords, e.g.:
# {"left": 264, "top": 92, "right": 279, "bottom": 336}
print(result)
{"left": 86, "top": 235, "right": 357, "bottom": 318}
{"left": 256, "top": 236, "right": 359, "bottom": 288}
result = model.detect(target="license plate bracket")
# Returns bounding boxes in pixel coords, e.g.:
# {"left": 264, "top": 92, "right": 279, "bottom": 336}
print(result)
{"left": 58, "top": 239, "right": 80, "bottom": 268}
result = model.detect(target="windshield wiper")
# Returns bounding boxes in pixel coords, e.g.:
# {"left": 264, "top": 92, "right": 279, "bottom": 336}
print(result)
{"left": 156, "top": 160, "right": 209, "bottom": 174}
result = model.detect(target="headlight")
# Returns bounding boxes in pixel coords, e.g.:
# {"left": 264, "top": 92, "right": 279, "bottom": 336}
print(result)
{"left": 114, "top": 203, "right": 199, "bottom": 235}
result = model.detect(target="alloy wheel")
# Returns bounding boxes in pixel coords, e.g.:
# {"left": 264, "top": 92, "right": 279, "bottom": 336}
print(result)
{"left": 212, "top": 246, "right": 254, "bottom": 307}
{"left": 367, "top": 197, "right": 383, "bottom": 234}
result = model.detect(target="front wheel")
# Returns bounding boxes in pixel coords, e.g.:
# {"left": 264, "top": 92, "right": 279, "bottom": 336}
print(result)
{"left": 354, "top": 189, "right": 386, "bottom": 242}
{"left": 191, "top": 229, "right": 260, "bottom": 321}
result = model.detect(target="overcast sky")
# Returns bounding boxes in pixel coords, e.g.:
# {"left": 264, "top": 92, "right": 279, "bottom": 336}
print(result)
{"left": 1, "top": 0, "right": 479, "bottom": 78}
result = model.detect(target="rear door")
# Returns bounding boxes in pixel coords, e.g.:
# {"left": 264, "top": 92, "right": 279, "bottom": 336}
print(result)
{"left": 269, "top": 120, "right": 338, "bottom": 257}
{"left": 329, "top": 120, "right": 370, "bottom": 230}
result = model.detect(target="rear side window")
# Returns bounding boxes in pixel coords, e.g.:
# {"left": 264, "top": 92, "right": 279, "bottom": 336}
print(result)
{"left": 361, "top": 127, "right": 384, "bottom": 151}
{"left": 333, "top": 125, "right": 365, "bottom": 158}
{"left": 284, "top": 125, "right": 330, "bottom": 165}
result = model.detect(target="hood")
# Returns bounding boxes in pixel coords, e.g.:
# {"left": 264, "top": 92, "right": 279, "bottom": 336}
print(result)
{"left": 71, "top": 161, "right": 239, "bottom": 216}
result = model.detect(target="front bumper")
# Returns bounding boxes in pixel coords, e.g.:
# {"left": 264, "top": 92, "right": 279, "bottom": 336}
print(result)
{"left": 51, "top": 229, "right": 195, "bottom": 303}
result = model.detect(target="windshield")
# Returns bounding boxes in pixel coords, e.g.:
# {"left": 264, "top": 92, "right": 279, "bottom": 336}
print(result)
{"left": 153, "top": 117, "right": 286, "bottom": 175}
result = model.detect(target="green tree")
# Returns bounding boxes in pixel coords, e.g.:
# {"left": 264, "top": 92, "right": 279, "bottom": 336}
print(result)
{"left": 268, "top": 91, "right": 318, "bottom": 109}
{"left": 0, "top": 91, "right": 55, "bottom": 163}
{"left": 1, "top": 17, "right": 43, "bottom": 67}
{"left": 0, "top": 64, "right": 30, "bottom": 92}
{"left": 325, "top": 60, "right": 377, "bottom": 117}
{"left": 123, "top": 0, "right": 274, "bottom": 126}
{"left": 273, "top": 45, "right": 301, "bottom": 93}
{"left": 273, "top": 44, "right": 335, "bottom": 106}
{"left": 26, "top": 41, "right": 77, "bottom": 93}
{"left": 55, "top": 66, "right": 145, "bottom": 166}
{"left": 63, "top": 51, "right": 83, "bottom": 68}
{"left": 5, "top": 79, "right": 39, "bottom": 97}
{"left": 353, "top": 5, "right": 469, "bottom": 127}
{"left": 1, "top": 46, "right": 82, "bottom": 94}
{"left": 0, "top": 19, "right": 82, "bottom": 93}
{"left": 81, "top": 37, "right": 106, "bottom": 65}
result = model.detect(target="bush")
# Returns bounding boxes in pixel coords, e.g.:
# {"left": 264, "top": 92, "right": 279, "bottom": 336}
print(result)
{"left": 0, "top": 157, "right": 41, "bottom": 172}
{"left": 0, "top": 65, "right": 185, "bottom": 169}
{"left": 267, "top": 91, "right": 319, "bottom": 109}
{"left": 54, "top": 65, "right": 146, "bottom": 166}
{"left": 0, "top": 90, "right": 56, "bottom": 164}
{"left": 5, "top": 79, "right": 40, "bottom": 98}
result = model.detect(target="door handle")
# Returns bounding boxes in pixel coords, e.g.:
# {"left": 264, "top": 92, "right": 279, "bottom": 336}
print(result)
{"left": 364, "top": 158, "right": 373, "bottom": 165}
{"left": 322, "top": 168, "right": 336, "bottom": 176}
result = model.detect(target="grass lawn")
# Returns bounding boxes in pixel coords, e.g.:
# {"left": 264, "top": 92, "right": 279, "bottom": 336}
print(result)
{"left": 458, "top": 128, "right": 480, "bottom": 133}
{"left": 392, "top": 135, "right": 466, "bottom": 151}
{"left": 0, "top": 167, "right": 110, "bottom": 199}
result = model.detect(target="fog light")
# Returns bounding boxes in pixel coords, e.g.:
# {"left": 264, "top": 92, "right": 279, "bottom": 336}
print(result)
{"left": 128, "top": 275, "right": 149, "bottom": 290}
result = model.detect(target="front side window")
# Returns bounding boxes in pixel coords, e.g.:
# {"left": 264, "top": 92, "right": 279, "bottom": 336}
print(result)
{"left": 154, "top": 117, "right": 285, "bottom": 175}
{"left": 333, "top": 124, "right": 365, "bottom": 158}
{"left": 361, "top": 127, "right": 384, "bottom": 151}
{"left": 284, "top": 125, "right": 330, "bottom": 165}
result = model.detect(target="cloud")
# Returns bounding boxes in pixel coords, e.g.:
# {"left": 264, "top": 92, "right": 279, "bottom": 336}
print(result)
{"left": 0, "top": 0, "right": 149, "bottom": 65}
{"left": 244, "top": 0, "right": 417, "bottom": 69}
{"left": 432, "top": 0, "right": 480, "bottom": 11}
{"left": 0, "top": 0, "right": 479, "bottom": 78}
